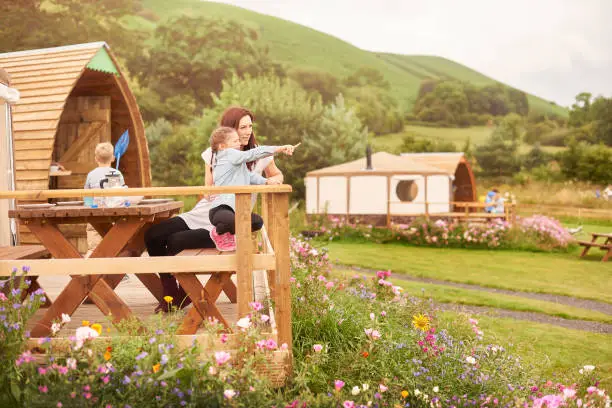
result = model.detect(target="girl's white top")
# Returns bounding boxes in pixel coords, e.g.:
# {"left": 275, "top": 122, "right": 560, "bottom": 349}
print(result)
{"left": 177, "top": 147, "right": 274, "bottom": 231}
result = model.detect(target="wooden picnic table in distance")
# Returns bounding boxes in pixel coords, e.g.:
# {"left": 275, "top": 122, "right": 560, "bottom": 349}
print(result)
{"left": 578, "top": 232, "right": 612, "bottom": 262}
{"left": 9, "top": 201, "right": 183, "bottom": 336}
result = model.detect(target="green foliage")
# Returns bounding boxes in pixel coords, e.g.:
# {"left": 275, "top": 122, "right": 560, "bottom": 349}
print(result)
{"left": 400, "top": 133, "right": 457, "bottom": 153}
{"left": 474, "top": 114, "right": 523, "bottom": 176}
{"left": 287, "top": 67, "right": 342, "bottom": 104}
{"left": 133, "top": 15, "right": 279, "bottom": 123}
{"left": 521, "top": 143, "right": 551, "bottom": 170}
{"left": 414, "top": 79, "right": 530, "bottom": 127}
{"left": 343, "top": 66, "right": 390, "bottom": 90}
{"left": 559, "top": 139, "right": 612, "bottom": 184}
{"left": 344, "top": 85, "right": 405, "bottom": 135}
{"left": 567, "top": 93, "right": 612, "bottom": 146}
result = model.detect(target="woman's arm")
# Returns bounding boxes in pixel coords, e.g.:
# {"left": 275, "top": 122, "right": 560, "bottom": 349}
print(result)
{"left": 264, "top": 158, "right": 284, "bottom": 184}
{"left": 197, "top": 163, "right": 214, "bottom": 201}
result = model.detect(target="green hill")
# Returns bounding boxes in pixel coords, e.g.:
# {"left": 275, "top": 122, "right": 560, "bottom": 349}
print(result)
{"left": 136, "top": 0, "right": 567, "bottom": 117}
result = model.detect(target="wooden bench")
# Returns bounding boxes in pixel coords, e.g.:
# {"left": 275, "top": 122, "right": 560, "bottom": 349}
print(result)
{"left": 0, "top": 245, "right": 52, "bottom": 306}
{"left": 578, "top": 240, "right": 611, "bottom": 262}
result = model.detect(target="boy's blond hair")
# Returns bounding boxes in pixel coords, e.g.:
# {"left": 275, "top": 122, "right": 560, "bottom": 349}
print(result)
{"left": 95, "top": 142, "right": 115, "bottom": 164}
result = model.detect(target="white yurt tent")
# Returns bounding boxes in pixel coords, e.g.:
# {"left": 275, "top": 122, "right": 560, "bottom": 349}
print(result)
{"left": 0, "top": 68, "right": 19, "bottom": 246}
{"left": 305, "top": 150, "right": 477, "bottom": 226}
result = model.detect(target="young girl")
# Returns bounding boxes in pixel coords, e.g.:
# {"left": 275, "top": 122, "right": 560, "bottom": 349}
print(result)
{"left": 208, "top": 126, "right": 295, "bottom": 251}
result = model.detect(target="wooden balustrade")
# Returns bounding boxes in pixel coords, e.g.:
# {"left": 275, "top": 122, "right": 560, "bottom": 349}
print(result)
{"left": 0, "top": 185, "right": 293, "bottom": 351}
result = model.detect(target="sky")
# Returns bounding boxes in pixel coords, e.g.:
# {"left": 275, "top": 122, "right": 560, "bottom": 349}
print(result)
{"left": 212, "top": 0, "right": 612, "bottom": 107}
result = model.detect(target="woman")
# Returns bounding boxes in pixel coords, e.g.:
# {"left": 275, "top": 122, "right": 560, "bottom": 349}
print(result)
{"left": 144, "top": 106, "right": 284, "bottom": 313}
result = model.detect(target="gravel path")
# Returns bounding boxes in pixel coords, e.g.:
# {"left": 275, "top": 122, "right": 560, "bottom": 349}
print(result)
{"left": 334, "top": 264, "right": 612, "bottom": 333}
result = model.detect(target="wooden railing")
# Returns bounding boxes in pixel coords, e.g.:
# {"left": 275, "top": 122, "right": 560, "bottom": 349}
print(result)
{"left": 0, "top": 185, "right": 293, "bottom": 348}
{"left": 383, "top": 201, "right": 517, "bottom": 226}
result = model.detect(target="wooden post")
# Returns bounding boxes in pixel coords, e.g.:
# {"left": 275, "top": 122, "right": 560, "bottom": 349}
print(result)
{"left": 346, "top": 176, "right": 351, "bottom": 223}
{"left": 316, "top": 176, "right": 320, "bottom": 214}
{"left": 262, "top": 193, "right": 276, "bottom": 301}
{"left": 386, "top": 176, "right": 391, "bottom": 228}
{"left": 424, "top": 176, "right": 429, "bottom": 220}
{"left": 235, "top": 193, "right": 254, "bottom": 318}
{"left": 271, "top": 192, "right": 292, "bottom": 359}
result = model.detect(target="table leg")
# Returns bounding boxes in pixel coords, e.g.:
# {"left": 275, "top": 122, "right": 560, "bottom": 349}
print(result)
{"left": 175, "top": 272, "right": 232, "bottom": 334}
{"left": 580, "top": 235, "right": 598, "bottom": 258}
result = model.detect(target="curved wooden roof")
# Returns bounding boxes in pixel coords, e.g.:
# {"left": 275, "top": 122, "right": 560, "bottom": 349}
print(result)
{"left": 306, "top": 152, "right": 450, "bottom": 177}
{"left": 0, "top": 42, "right": 150, "bottom": 191}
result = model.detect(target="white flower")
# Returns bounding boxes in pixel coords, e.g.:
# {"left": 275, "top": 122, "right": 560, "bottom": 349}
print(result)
{"left": 466, "top": 356, "right": 476, "bottom": 365}
{"left": 236, "top": 317, "right": 251, "bottom": 329}
{"left": 414, "top": 389, "right": 421, "bottom": 396}
{"left": 433, "top": 386, "right": 439, "bottom": 393}
{"left": 75, "top": 326, "right": 99, "bottom": 342}
{"left": 351, "top": 386, "right": 361, "bottom": 395}
{"left": 583, "top": 365, "right": 595, "bottom": 372}
{"left": 223, "top": 389, "right": 236, "bottom": 400}
{"left": 66, "top": 358, "right": 77, "bottom": 370}
{"left": 61, "top": 313, "right": 71, "bottom": 324}
{"left": 86, "top": 349, "right": 93, "bottom": 357}
{"left": 51, "top": 323, "right": 61, "bottom": 335}
{"left": 362, "top": 384, "right": 369, "bottom": 391}
{"left": 369, "top": 313, "right": 375, "bottom": 320}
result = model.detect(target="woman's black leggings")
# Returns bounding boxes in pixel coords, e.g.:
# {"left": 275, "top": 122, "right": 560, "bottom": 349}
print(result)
{"left": 209, "top": 205, "right": 264, "bottom": 235}
{"left": 144, "top": 216, "right": 215, "bottom": 282}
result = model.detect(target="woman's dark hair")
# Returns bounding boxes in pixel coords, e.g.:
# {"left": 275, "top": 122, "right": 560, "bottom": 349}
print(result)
{"left": 219, "top": 106, "right": 257, "bottom": 170}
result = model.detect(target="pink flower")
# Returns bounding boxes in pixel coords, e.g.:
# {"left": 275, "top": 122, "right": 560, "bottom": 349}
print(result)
{"left": 379, "top": 384, "right": 388, "bottom": 392}
{"left": 380, "top": 311, "right": 387, "bottom": 317}
{"left": 280, "top": 343, "right": 289, "bottom": 351}
{"left": 214, "top": 351, "right": 231, "bottom": 366}
{"left": 38, "top": 367, "right": 47, "bottom": 375}
{"left": 266, "top": 339, "right": 278, "bottom": 350}
{"left": 343, "top": 401, "right": 356, "bottom": 408}
{"left": 334, "top": 380, "right": 345, "bottom": 391}
{"left": 249, "top": 301, "right": 263, "bottom": 312}
{"left": 325, "top": 281, "right": 335, "bottom": 289}
{"left": 102, "top": 375, "right": 110, "bottom": 384}
{"left": 56, "top": 403, "right": 63, "bottom": 408}
{"left": 220, "top": 333, "right": 228, "bottom": 344}
{"left": 261, "top": 314, "right": 270, "bottom": 323}
{"left": 38, "top": 385, "right": 48, "bottom": 393}
{"left": 371, "top": 330, "right": 381, "bottom": 340}
{"left": 313, "top": 344, "right": 323, "bottom": 353}
{"left": 0, "top": 293, "right": 7, "bottom": 301}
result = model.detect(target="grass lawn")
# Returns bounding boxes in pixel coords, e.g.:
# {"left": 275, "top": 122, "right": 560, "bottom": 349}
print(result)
{"left": 332, "top": 268, "right": 612, "bottom": 324}
{"left": 323, "top": 241, "right": 612, "bottom": 303}
{"left": 438, "top": 312, "right": 612, "bottom": 389}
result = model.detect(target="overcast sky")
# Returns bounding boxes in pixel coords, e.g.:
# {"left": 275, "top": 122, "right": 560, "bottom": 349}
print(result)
{"left": 212, "top": 0, "right": 612, "bottom": 107}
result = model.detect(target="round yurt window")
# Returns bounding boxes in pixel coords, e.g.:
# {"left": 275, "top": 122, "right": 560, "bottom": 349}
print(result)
{"left": 396, "top": 180, "right": 418, "bottom": 202}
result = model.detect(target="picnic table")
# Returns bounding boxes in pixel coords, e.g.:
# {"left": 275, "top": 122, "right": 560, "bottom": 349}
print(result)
{"left": 8, "top": 201, "right": 183, "bottom": 337}
{"left": 578, "top": 232, "right": 611, "bottom": 262}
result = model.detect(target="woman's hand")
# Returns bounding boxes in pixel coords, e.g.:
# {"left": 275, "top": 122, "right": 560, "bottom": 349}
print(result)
{"left": 265, "top": 178, "right": 281, "bottom": 185}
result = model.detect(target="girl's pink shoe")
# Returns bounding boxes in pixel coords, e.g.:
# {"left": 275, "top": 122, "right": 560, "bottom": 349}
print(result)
{"left": 210, "top": 227, "right": 236, "bottom": 252}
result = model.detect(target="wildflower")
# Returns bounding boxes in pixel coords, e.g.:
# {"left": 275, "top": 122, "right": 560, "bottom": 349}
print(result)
{"left": 223, "top": 389, "right": 236, "bottom": 400}
{"left": 215, "top": 351, "right": 231, "bottom": 366}
{"left": 61, "top": 313, "right": 70, "bottom": 323}
{"left": 343, "top": 401, "right": 356, "bottom": 408}
{"left": 362, "top": 384, "right": 369, "bottom": 391}
{"left": 361, "top": 351, "right": 369, "bottom": 358}
{"left": 38, "top": 367, "right": 47, "bottom": 375}
{"left": 236, "top": 317, "right": 251, "bottom": 329}
{"left": 51, "top": 323, "right": 61, "bottom": 335}
{"left": 313, "top": 344, "right": 323, "bottom": 353}
{"left": 466, "top": 356, "right": 476, "bottom": 365}
{"left": 38, "top": 385, "right": 48, "bottom": 393}
{"left": 90, "top": 323, "right": 102, "bottom": 335}
{"left": 82, "top": 320, "right": 90, "bottom": 327}
{"left": 266, "top": 339, "right": 278, "bottom": 350}
{"left": 102, "top": 375, "right": 110, "bottom": 384}
{"left": 351, "top": 386, "right": 361, "bottom": 395}
{"left": 261, "top": 314, "right": 270, "bottom": 323}
{"left": 163, "top": 296, "right": 173, "bottom": 304}
{"left": 379, "top": 384, "right": 388, "bottom": 392}
{"left": 66, "top": 358, "right": 77, "bottom": 370}
{"left": 433, "top": 386, "right": 439, "bottom": 393}
{"left": 57, "top": 403, "right": 63, "bottom": 408}
{"left": 334, "top": 380, "right": 345, "bottom": 391}
{"left": 401, "top": 390, "right": 409, "bottom": 398}
{"left": 220, "top": 333, "right": 228, "bottom": 343}
{"left": 153, "top": 363, "right": 161, "bottom": 373}
{"left": 369, "top": 313, "right": 375, "bottom": 320}
{"left": 135, "top": 351, "right": 148, "bottom": 361}
{"left": 249, "top": 301, "right": 263, "bottom": 312}
{"left": 412, "top": 314, "right": 430, "bottom": 332}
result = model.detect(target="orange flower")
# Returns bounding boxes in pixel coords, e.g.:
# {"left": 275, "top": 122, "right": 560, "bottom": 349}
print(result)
{"left": 91, "top": 323, "right": 102, "bottom": 335}
{"left": 153, "top": 363, "right": 161, "bottom": 373}
{"left": 82, "top": 320, "right": 90, "bottom": 327}
{"left": 106, "top": 346, "right": 112, "bottom": 352}
{"left": 401, "top": 390, "right": 409, "bottom": 398}
{"left": 361, "top": 351, "right": 369, "bottom": 358}
{"left": 104, "top": 350, "right": 111, "bottom": 361}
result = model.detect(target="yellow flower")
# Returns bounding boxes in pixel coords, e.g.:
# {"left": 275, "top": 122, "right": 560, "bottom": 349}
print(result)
{"left": 82, "top": 320, "right": 90, "bottom": 327}
{"left": 401, "top": 390, "right": 409, "bottom": 398}
{"left": 153, "top": 363, "right": 161, "bottom": 373}
{"left": 104, "top": 350, "right": 112, "bottom": 361}
{"left": 90, "top": 323, "right": 102, "bottom": 335}
{"left": 163, "top": 296, "right": 173, "bottom": 303}
{"left": 412, "top": 313, "right": 430, "bottom": 332}
{"left": 106, "top": 327, "right": 111, "bottom": 333}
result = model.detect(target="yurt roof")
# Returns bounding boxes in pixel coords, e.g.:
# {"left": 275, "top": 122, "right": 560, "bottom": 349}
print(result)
{"left": 0, "top": 42, "right": 149, "bottom": 190}
{"left": 306, "top": 152, "right": 449, "bottom": 177}
{"left": 399, "top": 152, "right": 467, "bottom": 174}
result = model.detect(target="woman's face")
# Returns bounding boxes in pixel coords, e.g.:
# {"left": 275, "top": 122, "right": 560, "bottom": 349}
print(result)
{"left": 237, "top": 115, "right": 253, "bottom": 146}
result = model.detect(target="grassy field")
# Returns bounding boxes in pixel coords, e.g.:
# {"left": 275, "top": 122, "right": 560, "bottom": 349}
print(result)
{"left": 439, "top": 312, "right": 612, "bottom": 389}
{"left": 323, "top": 241, "right": 612, "bottom": 303}
{"left": 371, "top": 124, "right": 567, "bottom": 154}
{"left": 332, "top": 268, "right": 612, "bottom": 323}
{"left": 135, "top": 0, "right": 566, "bottom": 116}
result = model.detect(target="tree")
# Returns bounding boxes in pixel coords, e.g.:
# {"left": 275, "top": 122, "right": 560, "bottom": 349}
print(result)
{"left": 344, "top": 67, "right": 390, "bottom": 90}
{"left": 522, "top": 143, "right": 550, "bottom": 170}
{"left": 287, "top": 68, "right": 342, "bottom": 104}
{"left": 400, "top": 134, "right": 457, "bottom": 153}
{"left": 345, "top": 86, "right": 404, "bottom": 135}
{"left": 133, "top": 16, "right": 278, "bottom": 122}
{"left": 568, "top": 92, "right": 593, "bottom": 128}
{"left": 474, "top": 114, "right": 522, "bottom": 176}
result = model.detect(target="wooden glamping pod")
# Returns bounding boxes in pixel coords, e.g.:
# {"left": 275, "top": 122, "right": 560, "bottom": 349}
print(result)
{"left": 0, "top": 42, "right": 151, "bottom": 252}
{"left": 305, "top": 151, "right": 477, "bottom": 226}
{"left": 0, "top": 68, "right": 19, "bottom": 246}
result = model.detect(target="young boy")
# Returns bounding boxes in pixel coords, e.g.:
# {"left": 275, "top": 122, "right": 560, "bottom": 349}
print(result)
{"left": 84, "top": 142, "right": 125, "bottom": 256}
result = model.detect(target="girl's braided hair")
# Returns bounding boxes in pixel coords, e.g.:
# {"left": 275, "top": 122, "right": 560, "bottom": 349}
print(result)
{"left": 209, "top": 126, "right": 237, "bottom": 179}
